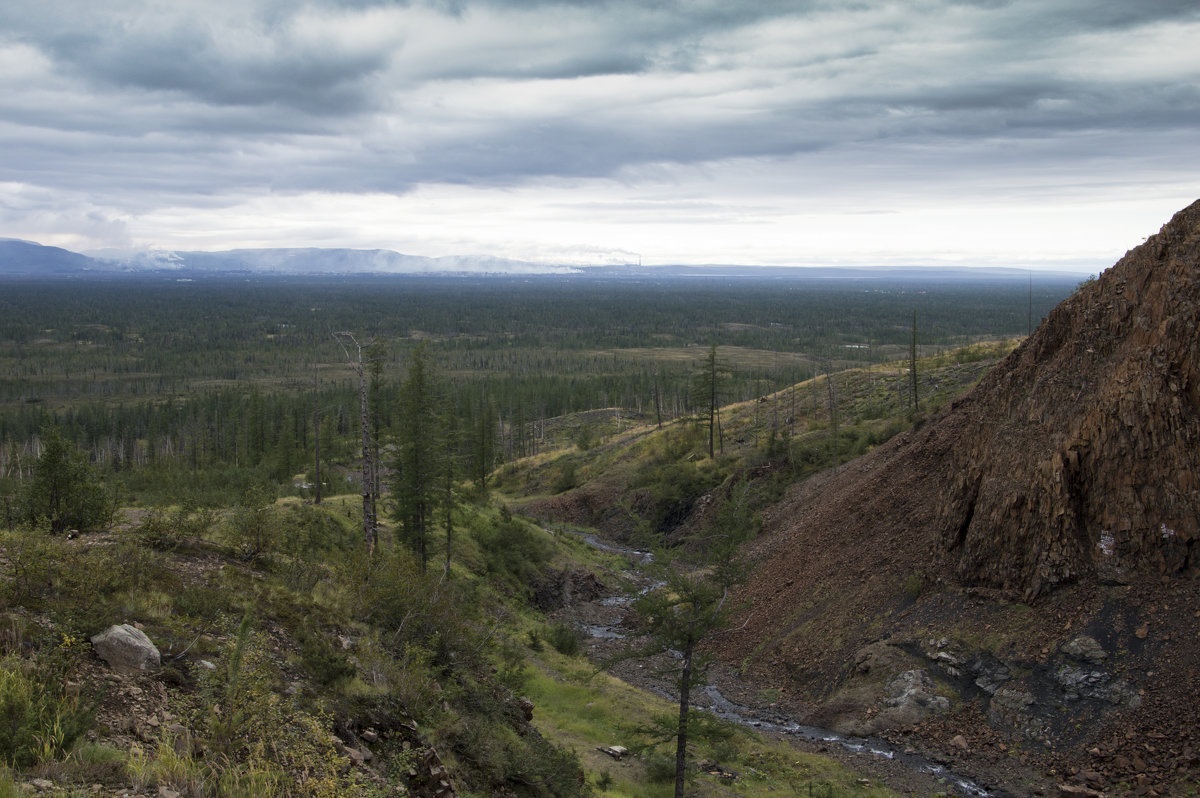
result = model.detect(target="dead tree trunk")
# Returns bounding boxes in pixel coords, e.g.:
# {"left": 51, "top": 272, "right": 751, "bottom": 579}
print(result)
{"left": 334, "top": 332, "right": 376, "bottom": 552}
{"left": 313, "top": 369, "right": 322, "bottom": 505}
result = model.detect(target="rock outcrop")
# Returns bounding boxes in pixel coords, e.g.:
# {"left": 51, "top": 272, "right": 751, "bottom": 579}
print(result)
{"left": 717, "top": 200, "right": 1200, "bottom": 795}
{"left": 934, "top": 199, "right": 1200, "bottom": 598}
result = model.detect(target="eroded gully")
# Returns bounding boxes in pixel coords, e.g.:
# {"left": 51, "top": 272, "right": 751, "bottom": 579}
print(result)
{"left": 551, "top": 524, "right": 1010, "bottom": 798}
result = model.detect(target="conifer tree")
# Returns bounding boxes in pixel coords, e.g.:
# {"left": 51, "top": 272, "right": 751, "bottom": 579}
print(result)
{"left": 17, "top": 426, "right": 114, "bottom": 533}
{"left": 393, "top": 342, "right": 441, "bottom": 572}
{"left": 692, "top": 344, "right": 730, "bottom": 458}
{"left": 910, "top": 311, "right": 921, "bottom": 412}
{"left": 627, "top": 551, "right": 739, "bottom": 798}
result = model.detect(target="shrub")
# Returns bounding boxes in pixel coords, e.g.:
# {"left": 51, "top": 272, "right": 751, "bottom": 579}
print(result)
{"left": 632, "top": 460, "right": 724, "bottom": 535}
{"left": 197, "top": 618, "right": 364, "bottom": 795}
{"left": 546, "top": 622, "right": 581, "bottom": 657}
{"left": 221, "top": 487, "right": 280, "bottom": 562}
{"left": 0, "top": 525, "right": 57, "bottom": 607}
{"left": 0, "top": 655, "right": 93, "bottom": 769}
{"left": 475, "top": 516, "right": 551, "bottom": 595}
{"left": 126, "top": 737, "right": 205, "bottom": 795}
{"left": 365, "top": 549, "right": 491, "bottom": 674}
{"left": 173, "top": 580, "right": 240, "bottom": 621}
{"left": 526, "top": 628, "right": 544, "bottom": 652}
{"left": 132, "top": 503, "right": 217, "bottom": 551}
{"left": 553, "top": 460, "right": 579, "bottom": 494}
{"left": 296, "top": 623, "right": 356, "bottom": 687}
{"left": 642, "top": 751, "right": 677, "bottom": 784}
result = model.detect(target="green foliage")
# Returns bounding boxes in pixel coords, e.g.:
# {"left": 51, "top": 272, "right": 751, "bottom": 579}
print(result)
{"left": 132, "top": 501, "right": 217, "bottom": 551}
{"left": 474, "top": 515, "right": 551, "bottom": 597}
{"left": 125, "top": 736, "right": 206, "bottom": 795}
{"left": 691, "top": 343, "right": 732, "bottom": 458}
{"left": 364, "top": 547, "right": 492, "bottom": 675}
{"left": 445, "top": 711, "right": 592, "bottom": 798}
{"left": 0, "top": 275, "right": 1069, "bottom": 795}
{"left": 0, "top": 653, "right": 93, "bottom": 769}
{"left": 1, "top": 275, "right": 1073, "bottom": 506}
{"left": 0, "top": 521, "right": 170, "bottom": 641}
{"left": 393, "top": 341, "right": 445, "bottom": 571}
{"left": 129, "top": 508, "right": 180, "bottom": 551}
{"left": 641, "top": 750, "right": 678, "bottom": 784}
{"left": 0, "top": 525, "right": 56, "bottom": 607}
{"left": 631, "top": 459, "right": 726, "bottom": 538}
{"left": 545, "top": 622, "right": 581, "bottom": 657}
{"left": 526, "top": 628, "right": 544, "bottom": 652}
{"left": 708, "top": 476, "right": 767, "bottom": 551}
{"left": 220, "top": 486, "right": 280, "bottom": 562}
{"left": 552, "top": 460, "right": 580, "bottom": 494}
{"left": 173, "top": 578, "right": 242, "bottom": 622}
{"left": 572, "top": 424, "right": 597, "bottom": 452}
{"left": 620, "top": 552, "right": 743, "bottom": 797}
{"left": 196, "top": 615, "right": 363, "bottom": 796}
{"left": 13, "top": 427, "right": 114, "bottom": 533}
{"left": 296, "top": 622, "right": 356, "bottom": 687}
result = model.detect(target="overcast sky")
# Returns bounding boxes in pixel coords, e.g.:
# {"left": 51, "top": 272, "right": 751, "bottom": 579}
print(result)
{"left": 1, "top": 0, "right": 1197, "bottom": 271}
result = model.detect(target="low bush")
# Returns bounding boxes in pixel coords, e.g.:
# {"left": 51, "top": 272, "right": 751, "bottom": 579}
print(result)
{"left": 220, "top": 487, "right": 281, "bottom": 562}
{"left": 546, "top": 622, "right": 581, "bottom": 657}
{"left": 475, "top": 515, "right": 551, "bottom": 596}
{"left": 296, "top": 623, "right": 356, "bottom": 687}
{"left": 0, "top": 654, "right": 94, "bottom": 769}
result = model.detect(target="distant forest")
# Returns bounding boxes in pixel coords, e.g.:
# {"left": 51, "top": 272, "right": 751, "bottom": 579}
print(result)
{"left": 0, "top": 273, "right": 1076, "bottom": 504}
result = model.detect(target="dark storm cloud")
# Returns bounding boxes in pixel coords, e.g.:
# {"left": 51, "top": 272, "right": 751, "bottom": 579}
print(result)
{"left": 0, "top": 0, "right": 1197, "bottom": 250}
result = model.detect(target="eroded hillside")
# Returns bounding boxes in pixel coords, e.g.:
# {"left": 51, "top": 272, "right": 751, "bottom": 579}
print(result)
{"left": 717, "top": 200, "right": 1200, "bottom": 796}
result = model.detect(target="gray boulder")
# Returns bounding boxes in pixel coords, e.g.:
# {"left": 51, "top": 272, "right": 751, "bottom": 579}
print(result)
{"left": 91, "top": 624, "right": 161, "bottom": 673}
{"left": 1061, "top": 635, "right": 1108, "bottom": 664}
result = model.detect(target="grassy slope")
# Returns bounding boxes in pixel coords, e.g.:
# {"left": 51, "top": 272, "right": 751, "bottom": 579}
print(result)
{"left": 1, "top": 481, "right": 910, "bottom": 797}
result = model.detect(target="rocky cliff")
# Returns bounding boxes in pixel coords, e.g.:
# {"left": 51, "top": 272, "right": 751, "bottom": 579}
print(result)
{"left": 936, "top": 199, "right": 1199, "bottom": 599}
{"left": 718, "top": 200, "right": 1200, "bottom": 796}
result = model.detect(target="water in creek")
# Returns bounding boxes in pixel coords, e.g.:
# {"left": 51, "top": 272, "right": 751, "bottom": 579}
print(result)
{"left": 560, "top": 524, "right": 1008, "bottom": 798}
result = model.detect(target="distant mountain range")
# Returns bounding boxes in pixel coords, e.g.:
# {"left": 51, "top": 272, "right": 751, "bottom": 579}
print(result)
{"left": 0, "top": 237, "right": 1086, "bottom": 281}
{"left": 0, "top": 238, "right": 572, "bottom": 276}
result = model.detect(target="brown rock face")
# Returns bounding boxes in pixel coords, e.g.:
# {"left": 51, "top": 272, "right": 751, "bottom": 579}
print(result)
{"left": 935, "top": 199, "right": 1200, "bottom": 599}
{"left": 716, "top": 199, "right": 1200, "bottom": 797}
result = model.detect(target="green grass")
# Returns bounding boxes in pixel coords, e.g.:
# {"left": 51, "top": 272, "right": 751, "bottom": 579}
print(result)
{"left": 524, "top": 649, "right": 903, "bottom": 797}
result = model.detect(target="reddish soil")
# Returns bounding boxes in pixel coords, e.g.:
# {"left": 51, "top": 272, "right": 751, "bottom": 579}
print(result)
{"left": 710, "top": 200, "right": 1200, "bottom": 796}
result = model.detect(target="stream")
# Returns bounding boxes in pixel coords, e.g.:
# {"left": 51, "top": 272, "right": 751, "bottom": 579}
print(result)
{"left": 558, "top": 524, "right": 1008, "bottom": 798}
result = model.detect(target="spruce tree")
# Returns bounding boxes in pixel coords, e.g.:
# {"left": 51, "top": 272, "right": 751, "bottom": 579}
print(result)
{"left": 393, "top": 342, "right": 441, "bottom": 572}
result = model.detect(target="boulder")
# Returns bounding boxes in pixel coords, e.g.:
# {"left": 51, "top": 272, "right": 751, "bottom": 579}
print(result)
{"left": 1061, "top": 635, "right": 1108, "bottom": 664}
{"left": 879, "top": 669, "right": 951, "bottom": 726}
{"left": 90, "top": 624, "right": 161, "bottom": 673}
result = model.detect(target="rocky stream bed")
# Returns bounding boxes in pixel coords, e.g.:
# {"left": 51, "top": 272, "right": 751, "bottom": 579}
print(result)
{"left": 546, "top": 527, "right": 1048, "bottom": 798}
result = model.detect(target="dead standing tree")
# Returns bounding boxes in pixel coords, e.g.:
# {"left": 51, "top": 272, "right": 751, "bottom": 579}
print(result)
{"left": 334, "top": 331, "right": 378, "bottom": 552}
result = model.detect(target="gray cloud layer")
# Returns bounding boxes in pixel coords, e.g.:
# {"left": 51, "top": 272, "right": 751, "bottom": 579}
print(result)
{"left": 1, "top": 0, "right": 1197, "bottom": 253}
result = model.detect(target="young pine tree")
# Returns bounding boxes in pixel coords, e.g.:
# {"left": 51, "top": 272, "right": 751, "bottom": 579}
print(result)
{"left": 17, "top": 426, "right": 114, "bottom": 533}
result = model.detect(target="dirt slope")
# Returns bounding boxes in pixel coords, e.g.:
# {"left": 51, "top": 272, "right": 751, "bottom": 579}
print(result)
{"left": 718, "top": 200, "right": 1200, "bottom": 796}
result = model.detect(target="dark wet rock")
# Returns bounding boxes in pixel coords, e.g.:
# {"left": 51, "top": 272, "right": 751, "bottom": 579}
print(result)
{"left": 1053, "top": 664, "right": 1140, "bottom": 707}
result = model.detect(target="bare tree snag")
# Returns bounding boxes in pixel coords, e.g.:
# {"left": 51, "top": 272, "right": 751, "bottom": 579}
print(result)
{"left": 334, "top": 331, "right": 377, "bottom": 552}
